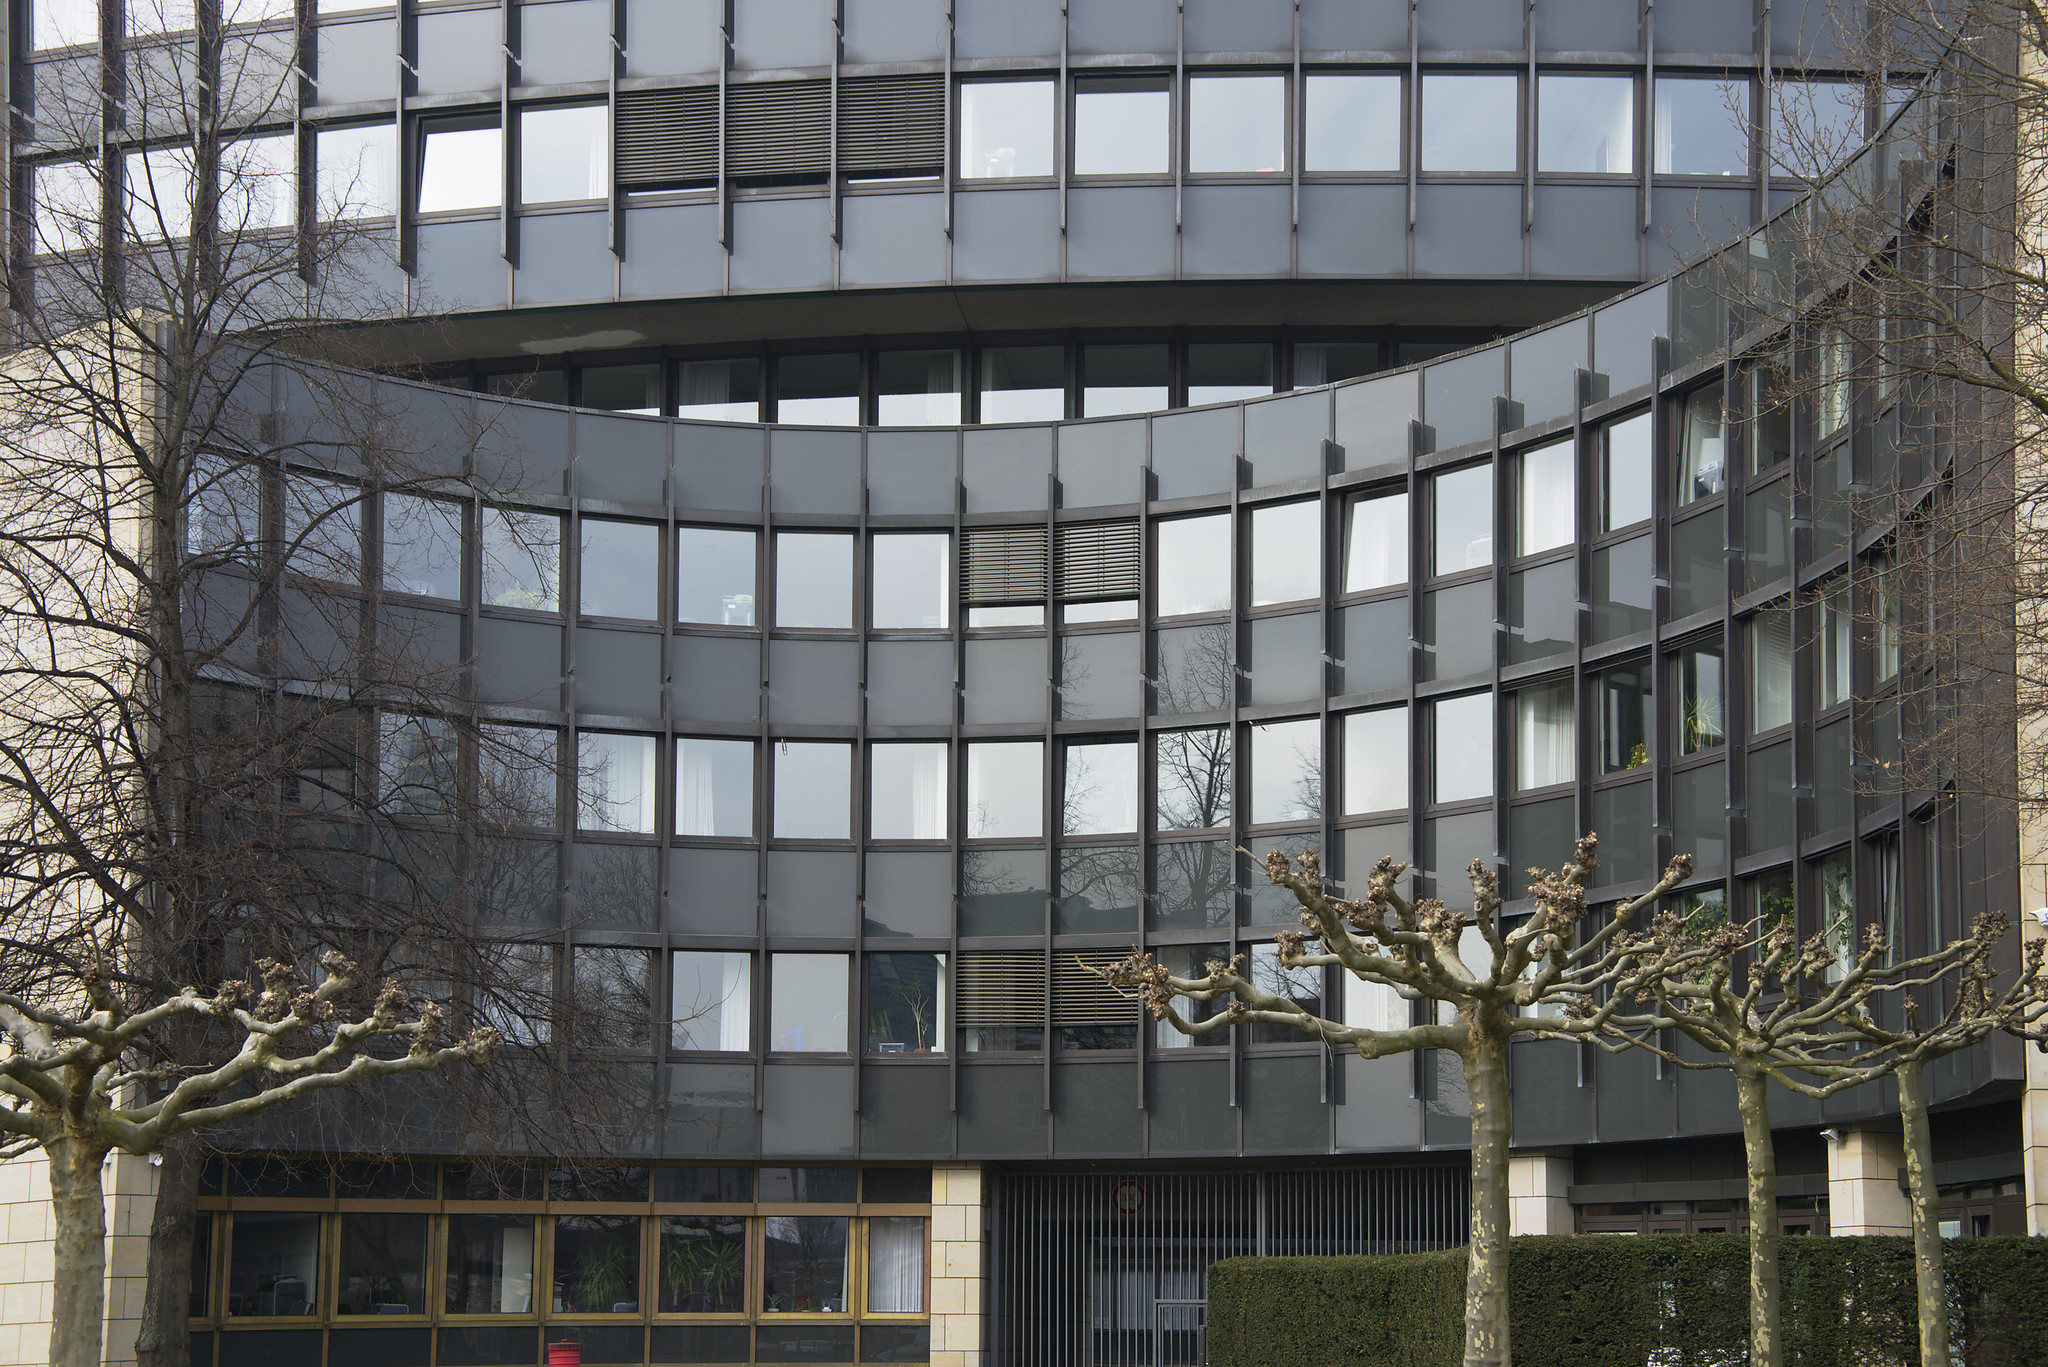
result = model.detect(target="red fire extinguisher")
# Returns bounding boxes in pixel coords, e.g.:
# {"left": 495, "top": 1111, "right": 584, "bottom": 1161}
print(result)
{"left": 546, "top": 1340, "right": 582, "bottom": 1367}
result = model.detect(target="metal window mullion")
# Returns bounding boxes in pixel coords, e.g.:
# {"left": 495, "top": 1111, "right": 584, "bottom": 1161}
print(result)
{"left": 1406, "top": 0, "right": 1418, "bottom": 245}
{"left": 828, "top": 0, "right": 841, "bottom": 246}
{"left": 607, "top": 0, "right": 621, "bottom": 257}
{"left": 754, "top": 453, "right": 772, "bottom": 1107}
{"left": 946, "top": 442, "right": 964, "bottom": 1131}
{"left": 1224, "top": 432, "right": 1246, "bottom": 1137}
{"left": 1289, "top": 0, "right": 1301, "bottom": 235}
{"left": 1651, "top": 371, "right": 1672, "bottom": 884}
{"left": 717, "top": 1, "right": 730, "bottom": 251}
{"left": 1489, "top": 402, "right": 1507, "bottom": 925}
{"left": 1057, "top": 1, "right": 1068, "bottom": 240}
{"left": 1172, "top": 0, "right": 1183, "bottom": 240}
{"left": 942, "top": 0, "right": 955, "bottom": 241}
{"left": 1317, "top": 404, "right": 1335, "bottom": 1115}
{"left": 1643, "top": 0, "right": 1655, "bottom": 236}
{"left": 499, "top": 0, "right": 512, "bottom": 265}
{"left": 852, "top": 432, "right": 870, "bottom": 1098}
{"left": 1524, "top": 0, "right": 1534, "bottom": 235}
{"left": 1405, "top": 417, "right": 1424, "bottom": 1099}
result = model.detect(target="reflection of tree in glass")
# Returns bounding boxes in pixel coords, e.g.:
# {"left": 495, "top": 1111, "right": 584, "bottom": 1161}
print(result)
{"left": 470, "top": 838, "right": 557, "bottom": 923}
{"left": 1154, "top": 621, "right": 1234, "bottom": 715}
{"left": 763, "top": 1216, "right": 848, "bottom": 1313}
{"left": 1157, "top": 727, "right": 1230, "bottom": 830}
{"left": 569, "top": 947, "right": 653, "bottom": 1050}
{"left": 1058, "top": 636, "right": 1094, "bottom": 720}
{"left": 1057, "top": 845, "right": 1141, "bottom": 930}
{"left": 570, "top": 843, "right": 660, "bottom": 930}
{"left": 1152, "top": 840, "right": 1233, "bottom": 928}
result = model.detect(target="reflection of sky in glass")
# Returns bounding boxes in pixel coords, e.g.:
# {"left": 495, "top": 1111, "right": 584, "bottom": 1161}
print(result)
{"left": 1344, "top": 492, "right": 1408, "bottom": 592}
{"left": 961, "top": 80, "right": 1055, "bottom": 178}
{"left": 1189, "top": 75, "right": 1286, "bottom": 173}
{"left": 967, "top": 741, "right": 1043, "bottom": 839}
{"left": 1063, "top": 741, "right": 1139, "bottom": 835}
{"left": 580, "top": 519, "right": 658, "bottom": 619}
{"left": 1538, "top": 75, "right": 1634, "bottom": 173}
{"left": 1654, "top": 78, "right": 1750, "bottom": 176}
{"left": 1421, "top": 74, "right": 1518, "bottom": 173}
{"left": 676, "top": 526, "right": 756, "bottom": 626}
{"left": 676, "top": 738, "right": 754, "bottom": 838}
{"left": 1343, "top": 707, "right": 1408, "bottom": 815}
{"left": 1157, "top": 514, "right": 1232, "bottom": 615}
{"left": 1252, "top": 501, "right": 1321, "bottom": 605}
{"left": 769, "top": 955, "right": 848, "bottom": 1054}
{"left": 1074, "top": 87, "right": 1169, "bottom": 175}
{"left": 773, "top": 742, "right": 851, "bottom": 839}
{"left": 775, "top": 532, "right": 853, "bottom": 628}
{"left": 1432, "top": 465, "right": 1493, "bottom": 575}
{"left": 1433, "top": 692, "right": 1494, "bottom": 803}
{"left": 871, "top": 534, "right": 950, "bottom": 629}
{"left": 1250, "top": 718, "right": 1320, "bottom": 824}
{"left": 1306, "top": 74, "right": 1401, "bottom": 172}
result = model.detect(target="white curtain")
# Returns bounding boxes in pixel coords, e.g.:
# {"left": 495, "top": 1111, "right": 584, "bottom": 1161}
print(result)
{"left": 717, "top": 954, "right": 752, "bottom": 1052}
{"left": 1344, "top": 493, "right": 1408, "bottom": 592}
{"left": 677, "top": 740, "right": 716, "bottom": 837}
{"left": 867, "top": 1218, "right": 925, "bottom": 1313}
{"left": 909, "top": 745, "right": 946, "bottom": 840}
{"left": 1516, "top": 684, "right": 1574, "bottom": 790}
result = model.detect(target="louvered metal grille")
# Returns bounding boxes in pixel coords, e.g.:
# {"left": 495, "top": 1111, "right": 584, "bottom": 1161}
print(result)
{"left": 1051, "top": 950, "right": 1135, "bottom": 1027}
{"left": 615, "top": 86, "right": 718, "bottom": 186}
{"left": 962, "top": 525, "right": 1050, "bottom": 604}
{"left": 957, "top": 951, "right": 1046, "bottom": 1027}
{"left": 990, "top": 1167, "right": 1469, "bottom": 1367}
{"left": 1058, "top": 520, "right": 1141, "bottom": 601}
{"left": 727, "top": 79, "right": 829, "bottom": 177}
{"left": 839, "top": 72, "right": 945, "bottom": 174}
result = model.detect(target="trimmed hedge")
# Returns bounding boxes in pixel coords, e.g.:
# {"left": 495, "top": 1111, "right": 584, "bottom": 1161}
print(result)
{"left": 1208, "top": 1235, "right": 2048, "bottom": 1367}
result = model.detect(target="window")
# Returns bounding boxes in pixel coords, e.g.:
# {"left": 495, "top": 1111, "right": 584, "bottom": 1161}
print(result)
{"left": 1599, "top": 412, "right": 1653, "bottom": 533}
{"left": 763, "top": 1216, "right": 849, "bottom": 1312}
{"left": 228, "top": 1213, "right": 320, "bottom": 1317}
{"left": 960, "top": 78, "right": 1056, "bottom": 179}
{"left": 677, "top": 527, "right": 757, "bottom": 626}
{"left": 1816, "top": 326, "right": 1852, "bottom": 435}
{"left": 1343, "top": 491, "right": 1409, "bottom": 592}
{"left": 226, "top": 0, "right": 299, "bottom": 23}
{"left": 1770, "top": 79, "right": 1865, "bottom": 179}
{"left": 34, "top": 161, "right": 99, "bottom": 256}
{"left": 1157, "top": 728, "right": 1231, "bottom": 831}
{"left": 221, "top": 136, "right": 297, "bottom": 233}
{"left": 1872, "top": 552, "right": 1900, "bottom": 680}
{"left": 877, "top": 349, "right": 963, "bottom": 426}
{"left": 578, "top": 733, "right": 657, "bottom": 834}
{"left": 1251, "top": 501, "right": 1320, "bottom": 606}
{"left": 1654, "top": 77, "right": 1751, "bottom": 176}
{"left": 129, "top": 0, "right": 199, "bottom": 34}
{"left": 187, "top": 455, "right": 260, "bottom": 558}
{"left": 1750, "top": 364, "right": 1792, "bottom": 472}
{"left": 867, "top": 954, "right": 945, "bottom": 1055}
{"left": 126, "top": 147, "right": 195, "bottom": 240}
{"left": 658, "top": 1216, "right": 747, "bottom": 1313}
{"left": 1156, "top": 514, "right": 1232, "bottom": 616}
{"left": 769, "top": 954, "right": 849, "bottom": 1053}
{"left": 1074, "top": 76, "right": 1170, "bottom": 176}
{"left": 1517, "top": 438, "right": 1574, "bottom": 556}
{"left": 1680, "top": 381, "right": 1727, "bottom": 504}
{"left": 1063, "top": 741, "right": 1139, "bottom": 835}
{"left": 1678, "top": 643, "right": 1727, "bottom": 754}
{"left": 1081, "top": 343, "right": 1169, "bottom": 417}
{"left": 671, "top": 951, "right": 752, "bottom": 1052}
{"left": 1818, "top": 577, "right": 1852, "bottom": 710}
{"left": 382, "top": 494, "right": 463, "bottom": 600}
{"left": 871, "top": 533, "right": 950, "bottom": 630}
{"left": 443, "top": 1214, "right": 536, "bottom": 1314}
{"left": 774, "top": 532, "right": 853, "bottom": 629}
{"left": 580, "top": 518, "right": 659, "bottom": 620}
{"left": 1344, "top": 972, "right": 1410, "bottom": 1033}
{"left": 1189, "top": 74, "right": 1285, "bottom": 173}
{"left": 1818, "top": 848, "right": 1854, "bottom": 981}
{"left": 1296, "top": 342, "right": 1381, "bottom": 385}
{"left": 379, "top": 713, "right": 456, "bottom": 815}
{"left": 868, "top": 1218, "right": 927, "bottom": 1313}
{"left": 775, "top": 353, "right": 861, "bottom": 425}
{"left": 1187, "top": 342, "right": 1275, "bottom": 405}
{"left": 417, "top": 117, "right": 502, "bottom": 213}
{"left": 980, "top": 345, "right": 1066, "bottom": 423}
{"left": 675, "top": 738, "right": 755, "bottom": 838}
{"left": 1538, "top": 74, "right": 1634, "bottom": 173}
{"left": 33, "top": 0, "right": 98, "bottom": 51}
{"left": 551, "top": 1216, "right": 641, "bottom": 1313}
{"left": 582, "top": 364, "right": 661, "bottom": 415}
{"left": 573, "top": 946, "right": 654, "bottom": 1050}
{"left": 1750, "top": 606, "right": 1794, "bottom": 733}
{"left": 772, "top": 741, "right": 852, "bottom": 839}
{"left": 481, "top": 507, "right": 561, "bottom": 611}
{"left": 1433, "top": 692, "right": 1493, "bottom": 803}
{"left": 1304, "top": 73, "right": 1401, "bottom": 172}
{"left": 316, "top": 123, "right": 398, "bottom": 220}
{"left": 283, "top": 475, "right": 363, "bottom": 583}
{"left": 1247, "top": 943, "right": 1321, "bottom": 1043}
{"left": 479, "top": 944, "right": 554, "bottom": 1046}
{"left": 871, "top": 742, "right": 948, "bottom": 841}
{"left": 1342, "top": 706, "right": 1408, "bottom": 814}
{"left": 1515, "top": 681, "right": 1574, "bottom": 790}
{"left": 480, "top": 724, "right": 558, "bottom": 828}
{"left": 1432, "top": 465, "right": 1493, "bottom": 575}
{"left": 966, "top": 741, "right": 1043, "bottom": 839}
{"left": 338, "top": 1213, "right": 428, "bottom": 1315}
{"left": 519, "top": 104, "right": 608, "bottom": 205}
{"left": 1250, "top": 718, "right": 1320, "bottom": 825}
{"left": 1599, "top": 661, "right": 1652, "bottom": 773}
{"left": 677, "top": 358, "right": 761, "bottom": 421}
{"left": 1420, "top": 74, "right": 1519, "bottom": 173}
{"left": 1873, "top": 830, "right": 1901, "bottom": 962}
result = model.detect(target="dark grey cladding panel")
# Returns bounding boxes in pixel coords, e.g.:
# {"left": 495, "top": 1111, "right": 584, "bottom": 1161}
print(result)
{"left": 575, "top": 412, "right": 668, "bottom": 506}
{"left": 1152, "top": 405, "right": 1238, "bottom": 501}
{"left": 1593, "top": 283, "right": 1667, "bottom": 394}
{"left": 1418, "top": 0, "right": 1523, "bottom": 50}
{"left": 766, "top": 850, "right": 857, "bottom": 935}
{"left": 1059, "top": 632, "right": 1140, "bottom": 721}
{"left": 1185, "top": 0, "right": 1293, "bottom": 53}
{"left": 1422, "top": 345, "right": 1504, "bottom": 451}
{"left": 1654, "top": 1, "right": 1754, "bottom": 56}
{"left": 1066, "top": 187, "right": 1176, "bottom": 281}
{"left": 520, "top": 0, "right": 612, "bottom": 86}
{"left": 673, "top": 635, "right": 760, "bottom": 722}
{"left": 732, "top": 0, "right": 836, "bottom": 70}
{"left": 621, "top": 204, "right": 727, "bottom": 299}
{"left": 1302, "top": 0, "right": 1410, "bottom": 52}
{"left": 512, "top": 211, "right": 616, "bottom": 307}
{"left": 730, "top": 197, "right": 833, "bottom": 293}
{"left": 667, "top": 1063, "right": 758, "bottom": 1156}
{"left": 1148, "top": 1059, "right": 1236, "bottom": 1153}
{"left": 1595, "top": 1042, "right": 1676, "bottom": 1139}
{"left": 866, "top": 641, "right": 954, "bottom": 725}
{"left": 1052, "top": 1063, "right": 1143, "bottom": 1155}
{"left": 476, "top": 399, "right": 572, "bottom": 496}
{"left": 415, "top": 6, "right": 502, "bottom": 95}
{"left": 575, "top": 628, "right": 663, "bottom": 719}
{"left": 1413, "top": 184, "right": 1525, "bottom": 279}
{"left": 322, "top": 232, "right": 409, "bottom": 337}
{"left": 952, "top": 188, "right": 1062, "bottom": 283}
{"left": 958, "top": 1065, "right": 1048, "bottom": 1156}
{"left": 839, "top": 193, "right": 948, "bottom": 288}
{"left": 863, "top": 851, "right": 952, "bottom": 937}
{"left": 675, "top": 424, "right": 766, "bottom": 513}
{"left": 1182, "top": 184, "right": 1292, "bottom": 278}
{"left": 955, "top": 0, "right": 1063, "bottom": 59}
{"left": 383, "top": 605, "right": 465, "bottom": 678}
{"left": 474, "top": 616, "right": 564, "bottom": 706}
{"left": 964, "top": 638, "right": 1048, "bottom": 725}
{"left": 1068, "top": 0, "right": 1177, "bottom": 55}
{"left": 1247, "top": 614, "right": 1321, "bottom": 705}
{"left": 1531, "top": 185, "right": 1641, "bottom": 281}
{"left": 624, "top": 0, "right": 724, "bottom": 77}
{"left": 25, "top": 56, "right": 101, "bottom": 154}
{"left": 1508, "top": 1040, "right": 1596, "bottom": 1144}
{"left": 1057, "top": 420, "right": 1145, "bottom": 509}
{"left": 1537, "top": 0, "right": 1640, "bottom": 53}
{"left": 380, "top": 374, "right": 477, "bottom": 475}
{"left": 1651, "top": 186, "right": 1753, "bottom": 276}
{"left": 1243, "top": 1056, "right": 1327, "bottom": 1152}
{"left": 1333, "top": 369, "right": 1417, "bottom": 472}
{"left": 1297, "top": 183, "right": 1409, "bottom": 277}
{"left": 1336, "top": 1055, "right": 1421, "bottom": 1149}
{"left": 314, "top": 17, "right": 398, "bottom": 106}
{"left": 1509, "top": 315, "right": 1589, "bottom": 427}
{"left": 276, "top": 587, "right": 359, "bottom": 682}
{"left": 1244, "top": 392, "right": 1330, "bottom": 487}
{"left": 769, "top": 428, "right": 861, "bottom": 513}
{"left": 768, "top": 639, "right": 861, "bottom": 724}
{"left": 415, "top": 219, "right": 507, "bottom": 313}
{"left": 861, "top": 1067, "right": 953, "bottom": 1155}
{"left": 668, "top": 847, "right": 760, "bottom": 935}
{"left": 221, "top": 29, "right": 295, "bottom": 126}
{"left": 1772, "top": 0, "right": 1849, "bottom": 60}
{"left": 844, "top": 0, "right": 949, "bottom": 64}
{"left": 963, "top": 426, "right": 1051, "bottom": 513}
{"left": 867, "top": 431, "right": 956, "bottom": 515}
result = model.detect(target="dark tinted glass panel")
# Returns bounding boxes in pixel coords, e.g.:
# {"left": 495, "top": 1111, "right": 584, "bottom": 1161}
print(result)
{"left": 327, "top": 1329, "right": 431, "bottom": 1367}
{"left": 548, "top": 1166, "right": 649, "bottom": 1203}
{"left": 1056, "top": 844, "right": 1141, "bottom": 932}
{"left": 1340, "top": 823, "right": 1410, "bottom": 894}
{"left": 761, "top": 1217, "right": 851, "bottom": 1313}
{"left": 443, "top": 1163, "right": 545, "bottom": 1201}
{"left": 221, "top": 1332, "right": 324, "bottom": 1367}
{"left": 1151, "top": 840, "right": 1234, "bottom": 929}
{"left": 657, "top": 1214, "right": 747, "bottom": 1313}
{"left": 1509, "top": 797, "right": 1576, "bottom": 897}
{"left": 777, "top": 353, "right": 861, "bottom": 425}
{"left": 677, "top": 357, "right": 761, "bottom": 421}
{"left": 1155, "top": 622, "right": 1236, "bottom": 715}
{"left": 1509, "top": 560, "right": 1576, "bottom": 662}
{"left": 876, "top": 349, "right": 963, "bottom": 426}
{"left": 1242, "top": 1055, "right": 1328, "bottom": 1150}
{"left": 960, "top": 847, "right": 1047, "bottom": 935}
{"left": 1423, "top": 812, "right": 1492, "bottom": 909}
{"left": 758, "top": 1167, "right": 859, "bottom": 1203}
{"left": 551, "top": 1216, "right": 642, "bottom": 1314}
{"left": 981, "top": 344, "right": 1066, "bottom": 423}
{"left": 1249, "top": 613, "right": 1323, "bottom": 703}
{"left": 581, "top": 363, "right": 661, "bottom": 414}
{"left": 225, "top": 1156, "right": 330, "bottom": 1199}
{"left": 1590, "top": 781, "right": 1653, "bottom": 887}
{"left": 227, "top": 1212, "right": 321, "bottom": 1316}
{"left": 1812, "top": 449, "right": 1852, "bottom": 558}
{"left": 191, "top": 1216, "right": 214, "bottom": 1316}
{"left": 1746, "top": 477, "right": 1791, "bottom": 589}
{"left": 1186, "top": 342, "right": 1274, "bottom": 405}
{"left": 653, "top": 1167, "right": 754, "bottom": 1203}
{"left": 543, "top": 1326, "right": 643, "bottom": 1364}
{"left": 758, "top": 1324, "right": 858, "bottom": 1362}
{"left": 1425, "top": 581, "right": 1492, "bottom": 681}
{"left": 862, "top": 1323, "right": 934, "bottom": 1362}
{"left": 1599, "top": 661, "right": 1653, "bottom": 774}
{"left": 1149, "top": 1058, "right": 1237, "bottom": 1151}
{"left": 438, "top": 1327, "right": 539, "bottom": 1367}
{"left": 1747, "top": 740, "right": 1793, "bottom": 852}
{"left": 1082, "top": 344, "right": 1170, "bottom": 417}
{"left": 1241, "top": 836, "right": 1314, "bottom": 926}
{"left": 867, "top": 954, "right": 946, "bottom": 1055}
{"left": 863, "top": 1168, "right": 934, "bottom": 1203}
{"left": 1674, "top": 761, "right": 1728, "bottom": 870}
{"left": 1337, "top": 598, "right": 1410, "bottom": 695}
{"left": 1814, "top": 720, "right": 1852, "bottom": 832}
{"left": 1671, "top": 510, "right": 1725, "bottom": 620}
{"left": 334, "top": 1160, "right": 437, "bottom": 1200}
{"left": 650, "top": 1325, "right": 751, "bottom": 1362}
{"left": 1592, "top": 536, "right": 1653, "bottom": 641}
{"left": 337, "top": 1214, "right": 429, "bottom": 1315}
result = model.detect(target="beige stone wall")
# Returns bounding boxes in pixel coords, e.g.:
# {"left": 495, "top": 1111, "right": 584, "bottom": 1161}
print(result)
{"left": 929, "top": 1162, "right": 983, "bottom": 1367}
{"left": 1824, "top": 1127, "right": 1912, "bottom": 1236}
{"left": 0, "top": 1148, "right": 156, "bottom": 1367}
{"left": 1507, "top": 1151, "right": 1574, "bottom": 1236}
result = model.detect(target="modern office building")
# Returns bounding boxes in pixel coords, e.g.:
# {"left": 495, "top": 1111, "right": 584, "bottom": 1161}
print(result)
{"left": 1, "top": 2, "right": 2036, "bottom": 1366}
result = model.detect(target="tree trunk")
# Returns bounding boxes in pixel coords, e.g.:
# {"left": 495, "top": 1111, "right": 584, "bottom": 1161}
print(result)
{"left": 1460, "top": 1030, "right": 1513, "bottom": 1367}
{"left": 1735, "top": 1065, "right": 1782, "bottom": 1367}
{"left": 47, "top": 1135, "right": 110, "bottom": 1367}
{"left": 134, "top": 1132, "right": 202, "bottom": 1367}
{"left": 1898, "top": 1058, "right": 1950, "bottom": 1367}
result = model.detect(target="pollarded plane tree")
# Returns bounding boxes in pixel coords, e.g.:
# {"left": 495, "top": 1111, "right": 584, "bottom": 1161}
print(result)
{"left": 1098, "top": 835, "right": 1696, "bottom": 1367}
